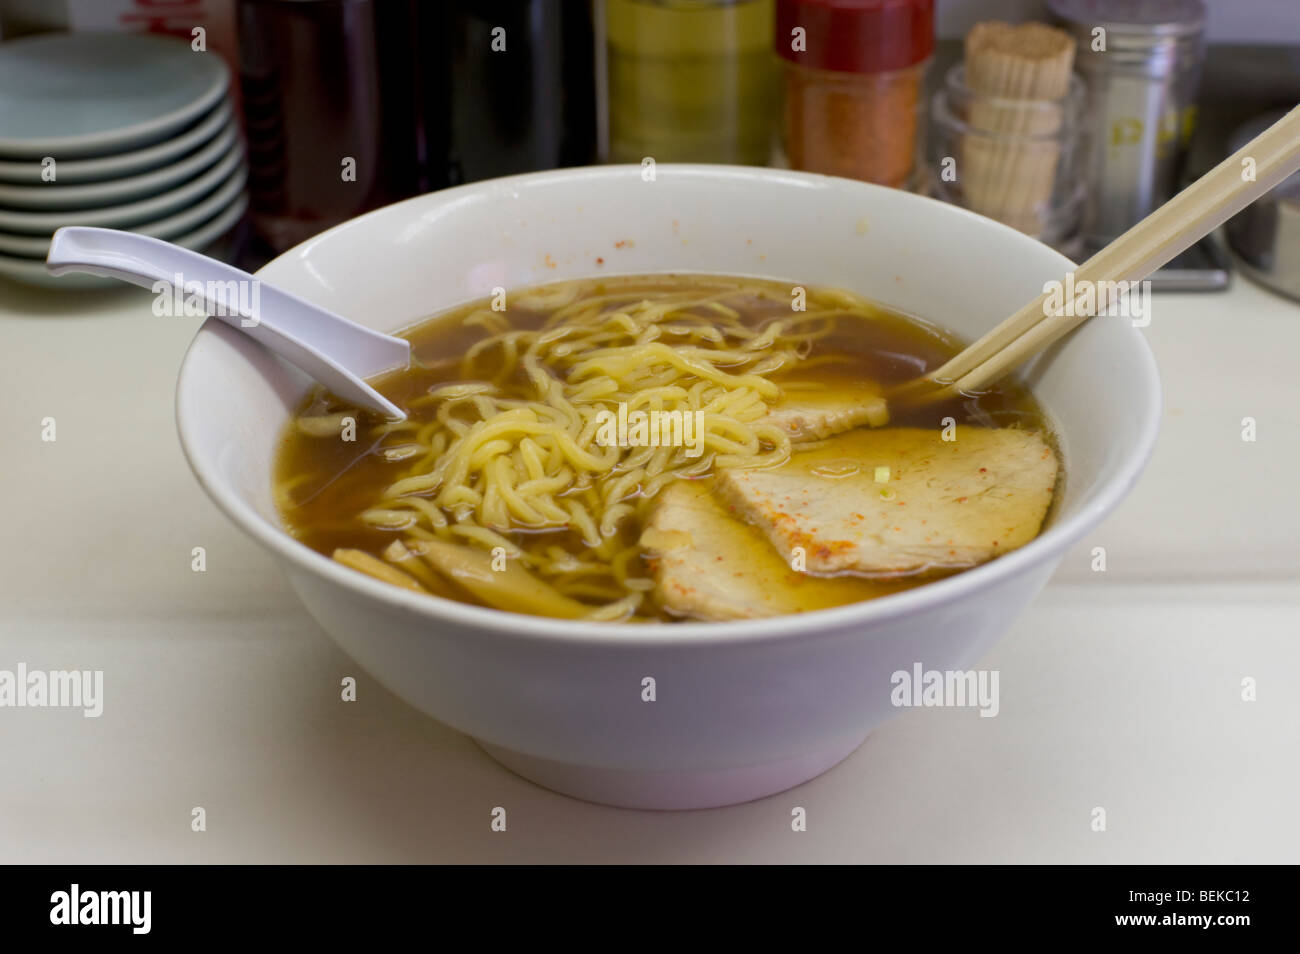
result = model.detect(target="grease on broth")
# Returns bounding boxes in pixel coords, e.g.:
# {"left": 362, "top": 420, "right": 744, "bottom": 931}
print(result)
{"left": 274, "top": 274, "right": 1059, "bottom": 621}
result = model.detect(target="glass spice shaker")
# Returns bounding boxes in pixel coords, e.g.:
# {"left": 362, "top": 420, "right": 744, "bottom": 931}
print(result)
{"left": 1047, "top": 0, "right": 1208, "bottom": 249}
{"left": 776, "top": 0, "right": 934, "bottom": 188}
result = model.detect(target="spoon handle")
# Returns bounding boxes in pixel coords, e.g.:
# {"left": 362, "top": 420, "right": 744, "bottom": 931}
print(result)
{"left": 47, "top": 227, "right": 410, "bottom": 419}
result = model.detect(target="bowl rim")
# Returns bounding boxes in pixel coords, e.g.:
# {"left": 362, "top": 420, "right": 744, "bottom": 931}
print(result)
{"left": 175, "top": 164, "right": 1162, "bottom": 649}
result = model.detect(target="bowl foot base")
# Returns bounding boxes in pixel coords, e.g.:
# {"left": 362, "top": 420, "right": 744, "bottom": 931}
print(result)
{"left": 475, "top": 733, "right": 870, "bottom": 811}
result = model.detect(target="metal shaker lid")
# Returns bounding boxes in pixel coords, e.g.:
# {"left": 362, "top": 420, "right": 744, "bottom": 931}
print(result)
{"left": 1049, "top": 0, "right": 1205, "bottom": 72}
{"left": 1046, "top": 0, "right": 1205, "bottom": 37}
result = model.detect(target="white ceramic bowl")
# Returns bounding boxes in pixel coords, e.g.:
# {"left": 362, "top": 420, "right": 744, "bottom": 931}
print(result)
{"left": 175, "top": 166, "right": 1160, "bottom": 810}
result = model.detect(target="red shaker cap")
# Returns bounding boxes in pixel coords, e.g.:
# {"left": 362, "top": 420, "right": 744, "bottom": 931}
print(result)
{"left": 776, "top": 0, "right": 935, "bottom": 73}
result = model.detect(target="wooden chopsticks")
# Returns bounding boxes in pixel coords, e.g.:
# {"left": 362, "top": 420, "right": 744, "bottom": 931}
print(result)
{"left": 900, "top": 103, "right": 1300, "bottom": 403}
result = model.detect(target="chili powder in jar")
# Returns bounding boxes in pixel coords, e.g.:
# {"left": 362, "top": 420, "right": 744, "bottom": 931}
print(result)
{"left": 776, "top": 0, "right": 934, "bottom": 187}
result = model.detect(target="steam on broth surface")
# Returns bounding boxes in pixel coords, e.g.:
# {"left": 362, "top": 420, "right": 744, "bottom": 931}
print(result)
{"left": 274, "top": 274, "right": 1059, "bottom": 622}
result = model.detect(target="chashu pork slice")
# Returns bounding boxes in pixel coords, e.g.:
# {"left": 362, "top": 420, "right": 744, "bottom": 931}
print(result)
{"left": 717, "top": 427, "right": 1058, "bottom": 576}
{"left": 761, "top": 379, "right": 889, "bottom": 441}
{"left": 642, "top": 480, "right": 909, "bottom": 621}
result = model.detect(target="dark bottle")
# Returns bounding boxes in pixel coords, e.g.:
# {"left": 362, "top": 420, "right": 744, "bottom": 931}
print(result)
{"left": 238, "top": 0, "right": 597, "bottom": 254}
{"left": 421, "top": 0, "right": 598, "bottom": 185}
{"left": 238, "top": 0, "right": 426, "bottom": 252}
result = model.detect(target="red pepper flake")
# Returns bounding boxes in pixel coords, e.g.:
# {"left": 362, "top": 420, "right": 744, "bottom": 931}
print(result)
{"left": 595, "top": 256, "right": 604, "bottom": 265}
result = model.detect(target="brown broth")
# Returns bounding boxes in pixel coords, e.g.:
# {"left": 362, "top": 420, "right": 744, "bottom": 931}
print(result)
{"left": 274, "top": 274, "right": 1057, "bottom": 620}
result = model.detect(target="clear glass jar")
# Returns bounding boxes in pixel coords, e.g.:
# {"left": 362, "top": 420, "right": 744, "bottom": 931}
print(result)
{"left": 929, "top": 64, "right": 1087, "bottom": 252}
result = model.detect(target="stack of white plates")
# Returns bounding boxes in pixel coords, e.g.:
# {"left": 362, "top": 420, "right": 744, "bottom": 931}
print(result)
{"left": 0, "top": 32, "right": 248, "bottom": 290}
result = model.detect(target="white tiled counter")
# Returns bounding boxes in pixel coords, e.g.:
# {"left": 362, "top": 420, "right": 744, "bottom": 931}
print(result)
{"left": 1, "top": 274, "right": 1297, "bottom": 863}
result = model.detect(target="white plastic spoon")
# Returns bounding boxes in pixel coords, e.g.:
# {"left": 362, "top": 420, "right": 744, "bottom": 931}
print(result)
{"left": 46, "top": 226, "right": 411, "bottom": 419}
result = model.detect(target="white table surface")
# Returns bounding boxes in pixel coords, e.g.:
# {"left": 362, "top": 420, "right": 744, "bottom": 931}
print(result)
{"left": 1, "top": 272, "right": 1297, "bottom": 864}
